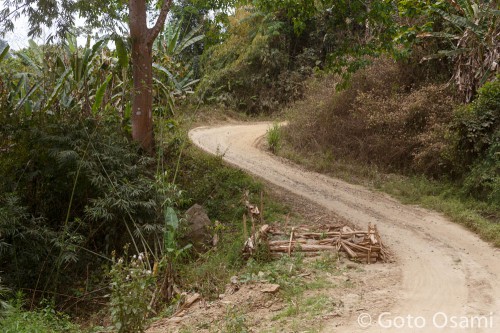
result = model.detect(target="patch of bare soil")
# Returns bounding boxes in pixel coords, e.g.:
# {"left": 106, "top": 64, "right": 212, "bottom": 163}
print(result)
{"left": 148, "top": 253, "right": 398, "bottom": 333}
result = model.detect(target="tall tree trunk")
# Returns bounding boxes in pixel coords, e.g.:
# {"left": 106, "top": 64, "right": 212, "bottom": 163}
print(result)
{"left": 129, "top": 0, "right": 172, "bottom": 152}
{"left": 131, "top": 38, "right": 154, "bottom": 152}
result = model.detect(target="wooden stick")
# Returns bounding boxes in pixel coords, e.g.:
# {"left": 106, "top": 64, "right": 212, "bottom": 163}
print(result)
{"left": 269, "top": 240, "right": 308, "bottom": 245}
{"left": 260, "top": 190, "right": 264, "bottom": 224}
{"left": 340, "top": 241, "right": 358, "bottom": 258}
{"left": 270, "top": 244, "right": 339, "bottom": 252}
{"left": 288, "top": 228, "right": 295, "bottom": 256}
{"left": 251, "top": 215, "right": 256, "bottom": 241}
{"left": 243, "top": 214, "right": 248, "bottom": 241}
{"left": 342, "top": 240, "right": 380, "bottom": 252}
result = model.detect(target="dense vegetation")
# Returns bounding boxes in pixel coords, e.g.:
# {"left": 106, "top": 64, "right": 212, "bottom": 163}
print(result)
{"left": 0, "top": 0, "right": 499, "bottom": 331}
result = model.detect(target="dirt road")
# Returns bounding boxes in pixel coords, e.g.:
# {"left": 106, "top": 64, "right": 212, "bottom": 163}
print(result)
{"left": 189, "top": 122, "right": 500, "bottom": 333}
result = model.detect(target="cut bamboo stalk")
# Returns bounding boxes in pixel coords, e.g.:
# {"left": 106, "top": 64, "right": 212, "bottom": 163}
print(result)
{"left": 260, "top": 190, "right": 264, "bottom": 224}
{"left": 243, "top": 222, "right": 389, "bottom": 264}
{"left": 270, "top": 244, "right": 339, "bottom": 252}
{"left": 340, "top": 241, "right": 358, "bottom": 258}
{"left": 243, "top": 214, "right": 248, "bottom": 241}
{"left": 342, "top": 240, "right": 380, "bottom": 252}
{"left": 269, "top": 240, "right": 308, "bottom": 245}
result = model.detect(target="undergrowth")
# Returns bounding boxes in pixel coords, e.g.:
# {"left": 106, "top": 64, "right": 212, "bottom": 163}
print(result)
{"left": 0, "top": 294, "right": 81, "bottom": 333}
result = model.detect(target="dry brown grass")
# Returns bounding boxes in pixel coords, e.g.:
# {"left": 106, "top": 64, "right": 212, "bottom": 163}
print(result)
{"left": 284, "top": 57, "right": 459, "bottom": 176}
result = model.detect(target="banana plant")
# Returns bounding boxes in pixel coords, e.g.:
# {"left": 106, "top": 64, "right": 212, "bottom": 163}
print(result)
{"left": 0, "top": 43, "right": 9, "bottom": 63}
{"left": 418, "top": 0, "right": 500, "bottom": 101}
{"left": 152, "top": 20, "right": 205, "bottom": 114}
{"left": 155, "top": 19, "right": 205, "bottom": 58}
{"left": 6, "top": 36, "right": 122, "bottom": 118}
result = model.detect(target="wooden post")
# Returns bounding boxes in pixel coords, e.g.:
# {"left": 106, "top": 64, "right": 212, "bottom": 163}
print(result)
{"left": 260, "top": 190, "right": 264, "bottom": 224}
{"left": 243, "top": 214, "right": 248, "bottom": 240}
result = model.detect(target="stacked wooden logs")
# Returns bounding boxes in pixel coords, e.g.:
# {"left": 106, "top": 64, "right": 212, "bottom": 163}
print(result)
{"left": 243, "top": 223, "right": 390, "bottom": 264}
{"left": 240, "top": 191, "right": 389, "bottom": 264}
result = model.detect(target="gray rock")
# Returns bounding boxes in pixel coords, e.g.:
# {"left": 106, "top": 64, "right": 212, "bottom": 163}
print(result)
{"left": 184, "top": 204, "right": 212, "bottom": 250}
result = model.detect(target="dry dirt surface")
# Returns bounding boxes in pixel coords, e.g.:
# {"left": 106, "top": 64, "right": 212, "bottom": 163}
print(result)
{"left": 187, "top": 122, "right": 500, "bottom": 333}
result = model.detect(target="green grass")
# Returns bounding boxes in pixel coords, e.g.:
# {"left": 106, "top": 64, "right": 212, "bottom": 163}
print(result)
{"left": 266, "top": 123, "right": 282, "bottom": 154}
{"left": 378, "top": 176, "right": 500, "bottom": 246}
{"left": 0, "top": 297, "right": 82, "bottom": 333}
{"left": 279, "top": 144, "right": 500, "bottom": 247}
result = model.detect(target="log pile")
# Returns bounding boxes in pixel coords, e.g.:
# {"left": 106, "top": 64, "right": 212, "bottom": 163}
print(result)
{"left": 243, "top": 223, "right": 390, "bottom": 264}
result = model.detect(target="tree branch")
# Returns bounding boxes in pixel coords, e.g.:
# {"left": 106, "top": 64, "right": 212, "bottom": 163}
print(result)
{"left": 147, "top": 0, "right": 173, "bottom": 44}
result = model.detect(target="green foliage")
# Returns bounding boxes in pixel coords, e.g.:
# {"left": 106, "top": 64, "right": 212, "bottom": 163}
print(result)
{"left": 172, "top": 146, "right": 272, "bottom": 298}
{"left": 198, "top": 7, "right": 307, "bottom": 113}
{"left": 399, "top": 0, "right": 500, "bottom": 101}
{"left": 92, "top": 74, "right": 113, "bottom": 114}
{"left": 153, "top": 19, "right": 206, "bottom": 114}
{"left": 0, "top": 279, "right": 11, "bottom": 318}
{"left": 198, "top": 1, "right": 399, "bottom": 113}
{"left": 267, "top": 122, "right": 282, "bottom": 154}
{"left": 1, "top": 38, "right": 125, "bottom": 119}
{"left": 0, "top": 43, "right": 9, "bottom": 63}
{"left": 450, "top": 78, "right": 500, "bottom": 203}
{"left": 0, "top": 294, "right": 81, "bottom": 333}
{"left": 109, "top": 248, "right": 155, "bottom": 333}
{"left": 221, "top": 307, "right": 249, "bottom": 333}
{"left": 174, "top": 146, "right": 262, "bottom": 222}
{"left": 171, "top": 0, "right": 236, "bottom": 50}
{"left": 451, "top": 78, "right": 500, "bottom": 163}
{"left": 251, "top": 0, "right": 318, "bottom": 35}
{"left": 0, "top": 114, "right": 166, "bottom": 294}
{"left": 463, "top": 141, "right": 500, "bottom": 204}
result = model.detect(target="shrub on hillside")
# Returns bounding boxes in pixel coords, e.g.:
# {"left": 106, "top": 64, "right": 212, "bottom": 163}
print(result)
{"left": 450, "top": 78, "right": 500, "bottom": 169}
{"left": 450, "top": 78, "right": 500, "bottom": 204}
{"left": 354, "top": 84, "right": 457, "bottom": 174}
{"left": 284, "top": 57, "right": 458, "bottom": 175}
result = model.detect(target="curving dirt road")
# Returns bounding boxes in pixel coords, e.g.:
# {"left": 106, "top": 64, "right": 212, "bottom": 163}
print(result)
{"left": 189, "top": 122, "right": 500, "bottom": 333}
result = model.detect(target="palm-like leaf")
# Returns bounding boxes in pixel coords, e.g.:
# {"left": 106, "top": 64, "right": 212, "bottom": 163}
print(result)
{"left": 0, "top": 44, "right": 9, "bottom": 63}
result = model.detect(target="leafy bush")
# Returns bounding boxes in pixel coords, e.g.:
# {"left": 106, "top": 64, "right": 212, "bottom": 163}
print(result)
{"left": 174, "top": 147, "right": 262, "bottom": 223}
{"left": 450, "top": 78, "right": 500, "bottom": 167}
{"left": 451, "top": 78, "right": 500, "bottom": 203}
{"left": 0, "top": 114, "right": 165, "bottom": 296}
{"left": 463, "top": 141, "right": 500, "bottom": 204}
{"left": 402, "top": 0, "right": 500, "bottom": 101}
{"left": 109, "top": 248, "right": 155, "bottom": 333}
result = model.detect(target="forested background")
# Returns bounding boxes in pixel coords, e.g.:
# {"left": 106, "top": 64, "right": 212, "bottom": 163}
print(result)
{"left": 0, "top": 0, "right": 498, "bottom": 331}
